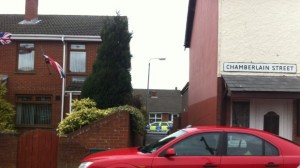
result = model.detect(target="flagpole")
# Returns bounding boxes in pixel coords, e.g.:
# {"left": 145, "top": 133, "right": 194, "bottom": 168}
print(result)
{"left": 61, "top": 36, "right": 66, "bottom": 121}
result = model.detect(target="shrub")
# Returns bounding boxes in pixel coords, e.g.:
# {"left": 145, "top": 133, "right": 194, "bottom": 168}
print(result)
{"left": 0, "top": 82, "right": 16, "bottom": 133}
{"left": 57, "top": 98, "right": 146, "bottom": 136}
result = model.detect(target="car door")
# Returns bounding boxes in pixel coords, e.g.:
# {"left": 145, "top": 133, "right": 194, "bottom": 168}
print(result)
{"left": 150, "top": 122, "right": 159, "bottom": 132}
{"left": 160, "top": 122, "right": 169, "bottom": 132}
{"left": 151, "top": 132, "right": 221, "bottom": 168}
{"left": 220, "top": 132, "right": 283, "bottom": 168}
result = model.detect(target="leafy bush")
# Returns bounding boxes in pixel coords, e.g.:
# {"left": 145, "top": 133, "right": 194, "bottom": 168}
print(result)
{"left": 0, "top": 82, "right": 16, "bottom": 133}
{"left": 57, "top": 98, "right": 146, "bottom": 136}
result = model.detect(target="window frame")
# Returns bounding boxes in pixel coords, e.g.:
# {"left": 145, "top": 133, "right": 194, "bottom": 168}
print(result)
{"left": 149, "top": 113, "right": 163, "bottom": 123}
{"left": 16, "top": 95, "right": 52, "bottom": 127}
{"left": 17, "top": 43, "right": 35, "bottom": 73}
{"left": 68, "top": 43, "right": 87, "bottom": 73}
{"left": 231, "top": 100, "right": 250, "bottom": 128}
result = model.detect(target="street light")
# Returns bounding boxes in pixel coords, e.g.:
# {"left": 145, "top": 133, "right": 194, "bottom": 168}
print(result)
{"left": 146, "top": 57, "right": 166, "bottom": 123}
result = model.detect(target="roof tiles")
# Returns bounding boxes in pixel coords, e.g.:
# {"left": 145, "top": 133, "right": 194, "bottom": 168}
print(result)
{"left": 0, "top": 14, "right": 113, "bottom": 36}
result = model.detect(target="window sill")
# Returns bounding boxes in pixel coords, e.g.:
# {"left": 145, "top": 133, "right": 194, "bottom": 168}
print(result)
{"left": 16, "top": 124, "right": 52, "bottom": 129}
{"left": 15, "top": 71, "right": 36, "bottom": 75}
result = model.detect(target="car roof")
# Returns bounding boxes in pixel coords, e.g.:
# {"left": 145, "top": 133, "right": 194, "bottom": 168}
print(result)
{"left": 152, "top": 121, "right": 170, "bottom": 123}
{"left": 182, "top": 126, "right": 272, "bottom": 135}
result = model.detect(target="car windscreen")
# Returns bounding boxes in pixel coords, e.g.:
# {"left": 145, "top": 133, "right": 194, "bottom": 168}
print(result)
{"left": 139, "top": 130, "right": 188, "bottom": 153}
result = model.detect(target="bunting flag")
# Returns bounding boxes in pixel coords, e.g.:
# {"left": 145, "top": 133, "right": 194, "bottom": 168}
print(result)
{"left": 0, "top": 32, "right": 12, "bottom": 45}
{"left": 43, "top": 55, "right": 66, "bottom": 78}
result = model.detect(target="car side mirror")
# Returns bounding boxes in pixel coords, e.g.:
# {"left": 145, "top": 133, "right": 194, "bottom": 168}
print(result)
{"left": 165, "top": 148, "right": 176, "bottom": 157}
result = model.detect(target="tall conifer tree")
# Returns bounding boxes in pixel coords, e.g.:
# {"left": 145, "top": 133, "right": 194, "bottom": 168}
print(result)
{"left": 81, "top": 13, "right": 133, "bottom": 109}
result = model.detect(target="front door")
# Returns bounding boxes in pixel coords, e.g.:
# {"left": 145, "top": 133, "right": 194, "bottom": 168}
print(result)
{"left": 264, "top": 111, "right": 279, "bottom": 135}
{"left": 250, "top": 99, "right": 292, "bottom": 140}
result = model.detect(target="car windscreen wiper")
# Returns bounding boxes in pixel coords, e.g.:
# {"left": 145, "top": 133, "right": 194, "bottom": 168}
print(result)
{"left": 138, "top": 146, "right": 150, "bottom": 153}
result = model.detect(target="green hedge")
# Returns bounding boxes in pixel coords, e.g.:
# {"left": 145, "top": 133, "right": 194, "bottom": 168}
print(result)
{"left": 57, "top": 98, "right": 146, "bottom": 136}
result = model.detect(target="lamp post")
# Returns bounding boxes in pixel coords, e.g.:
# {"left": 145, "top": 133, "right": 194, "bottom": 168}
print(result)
{"left": 146, "top": 57, "right": 166, "bottom": 123}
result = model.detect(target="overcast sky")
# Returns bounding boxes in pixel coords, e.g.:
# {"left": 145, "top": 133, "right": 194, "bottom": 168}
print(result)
{"left": 1, "top": 0, "right": 189, "bottom": 90}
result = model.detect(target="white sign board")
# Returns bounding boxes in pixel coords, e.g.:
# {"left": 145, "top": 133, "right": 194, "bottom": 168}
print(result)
{"left": 224, "top": 63, "right": 297, "bottom": 73}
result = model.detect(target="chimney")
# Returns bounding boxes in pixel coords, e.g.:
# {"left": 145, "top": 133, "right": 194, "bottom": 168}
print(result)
{"left": 25, "top": 0, "right": 38, "bottom": 21}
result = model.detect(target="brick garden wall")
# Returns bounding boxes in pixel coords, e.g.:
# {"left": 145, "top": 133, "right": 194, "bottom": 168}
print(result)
{"left": 0, "top": 111, "right": 143, "bottom": 168}
{"left": 58, "top": 111, "right": 135, "bottom": 168}
{"left": 57, "top": 138, "right": 87, "bottom": 168}
{"left": 0, "top": 133, "right": 18, "bottom": 168}
{"left": 67, "top": 111, "right": 131, "bottom": 149}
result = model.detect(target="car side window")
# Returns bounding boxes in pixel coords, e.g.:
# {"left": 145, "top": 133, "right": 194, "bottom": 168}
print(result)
{"left": 265, "top": 140, "right": 279, "bottom": 156}
{"left": 226, "top": 133, "right": 279, "bottom": 156}
{"left": 152, "top": 123, "right": 159, "bottom": 126}
{"left": 172, "top": 132, "right": 220, "bottom": 156}
{"left": 161, "top": 123, "right": 168, "bottom": 126}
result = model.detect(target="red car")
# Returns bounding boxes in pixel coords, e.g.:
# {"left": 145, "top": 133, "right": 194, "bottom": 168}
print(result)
{"left": 79, "top": 126, "right": 300, "bottom": 168}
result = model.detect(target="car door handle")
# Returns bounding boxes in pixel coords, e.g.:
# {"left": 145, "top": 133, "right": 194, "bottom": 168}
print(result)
{"left": 265, "top": 162, "right": 279, "bottom": 167}
{"left": 203, "top": 163, "right": 217, "bottom": 168}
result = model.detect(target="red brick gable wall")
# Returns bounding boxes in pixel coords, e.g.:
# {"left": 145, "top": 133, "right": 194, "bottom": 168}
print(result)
{"left": 188, "top": 0, "right": 219, "bottom": 126}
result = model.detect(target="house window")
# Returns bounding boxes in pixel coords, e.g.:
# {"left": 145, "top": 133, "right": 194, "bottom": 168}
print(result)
{"left": 69, "top": 44, "right": 86, "bottom": 73}
{"left": 149, "top": 113, "right": 162, "bottom": 123}
{"left": 16, "top": 95, "right": 52, "bottom": 126}
{"left": 232, "top": 101, "right": 250, "bottom": 128}
{"left": 150, "top": 91, "right": 158, "bottom": 98}
{"left": 168, "top": 114, "right": 173, "bottom": 121}
{"left": 18, "top": 43, "right": 35, "bottom": 72}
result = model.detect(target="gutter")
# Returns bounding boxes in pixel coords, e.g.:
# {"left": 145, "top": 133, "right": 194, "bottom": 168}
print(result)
{"left": 184, "top": 0, "right": 196, "bottom": 48}
{"left": 12, "top": 34, "right": 102, "bottom": 42}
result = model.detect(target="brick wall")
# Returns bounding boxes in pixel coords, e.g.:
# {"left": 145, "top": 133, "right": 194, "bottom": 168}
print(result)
{"left": 58, "top": 111, "right": 134, "bottom": 168}
{"left": 0, "top": 111, "right": 142, "bottom": 168}
{"left": 67, "top": 111, "right": 131, "bottom": 149}
{"left": 0, "top": 133, "right": 18, "bottom": 168}
{"left": 57, "top": 138, "right": 87, "bottom": 168}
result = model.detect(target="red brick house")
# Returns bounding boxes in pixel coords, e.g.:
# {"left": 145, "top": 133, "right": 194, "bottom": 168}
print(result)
{"left": 0, "top": 0, "right": 112, "bottom": 131}
{"left": 133, "top": 89, "right": 182, "bottom": 123}
{"left": 184, "top": 0, "right": 300, "bottom": 143}
{"left": 0, "top": 1, "right": 143, "bottom": 167}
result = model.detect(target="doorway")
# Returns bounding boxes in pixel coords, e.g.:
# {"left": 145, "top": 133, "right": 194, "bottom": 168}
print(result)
{"left": 250, "top": 99, "right": 292, "bottom": 140}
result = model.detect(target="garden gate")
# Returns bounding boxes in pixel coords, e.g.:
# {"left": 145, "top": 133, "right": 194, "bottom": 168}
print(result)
{"left": 17, "top": 129, "right": 58, "bottom": 168}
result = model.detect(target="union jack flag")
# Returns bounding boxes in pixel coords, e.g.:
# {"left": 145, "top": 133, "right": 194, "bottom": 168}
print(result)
{"left": 0, "top": 32, "right": 12, "bottom": 45}
{"left": 43, "top": 55, "right": 66, "bottom": 78}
